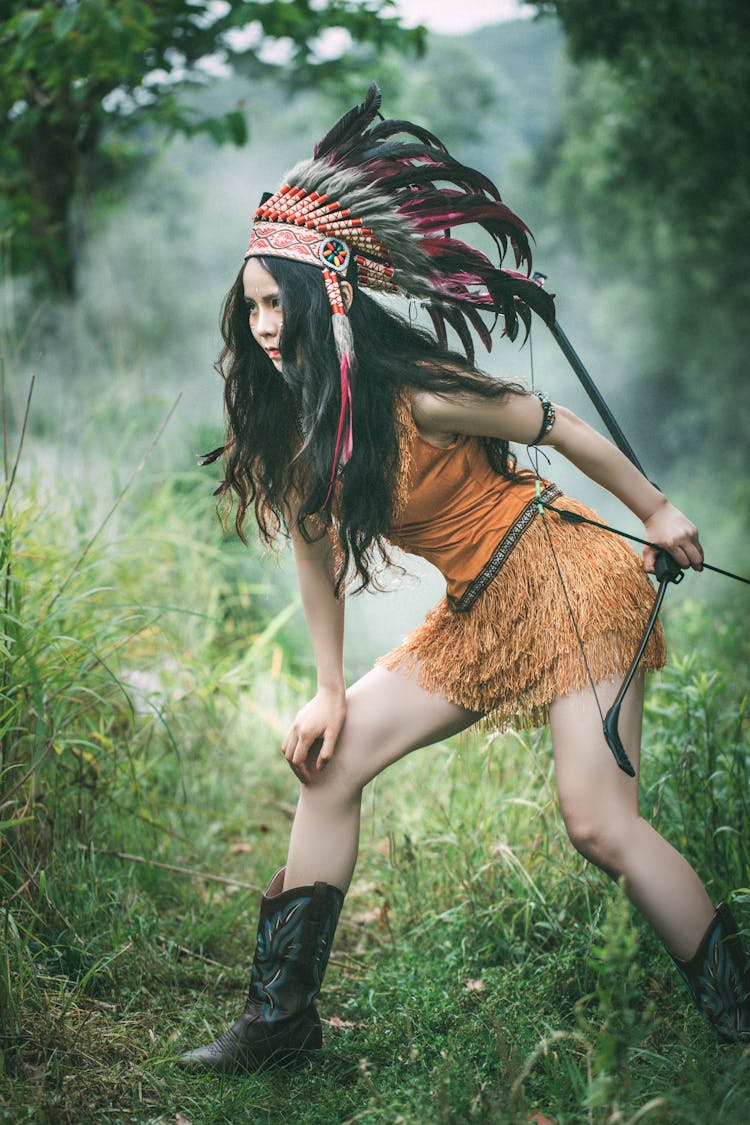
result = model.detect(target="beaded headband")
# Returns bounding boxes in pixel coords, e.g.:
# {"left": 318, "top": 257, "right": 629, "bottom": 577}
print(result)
{"left": 242, "top": 83, "right": 555, "bottom": 505}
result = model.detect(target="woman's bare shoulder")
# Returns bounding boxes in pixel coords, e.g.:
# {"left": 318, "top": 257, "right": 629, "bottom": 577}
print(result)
{"left": 407, "top": 387, "right": 458, "bottom": 447}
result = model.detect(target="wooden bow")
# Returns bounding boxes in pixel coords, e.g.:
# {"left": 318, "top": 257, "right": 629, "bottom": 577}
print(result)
{"left": 531, "top": 274, "right": 693, "bottom": 776}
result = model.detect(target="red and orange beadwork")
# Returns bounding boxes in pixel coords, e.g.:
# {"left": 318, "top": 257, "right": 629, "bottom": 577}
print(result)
{"left": 247, "top": 185, "right": 397, "bottom": 294}
{"left": 322, "top": 269, "right": 346, "bottom": 316}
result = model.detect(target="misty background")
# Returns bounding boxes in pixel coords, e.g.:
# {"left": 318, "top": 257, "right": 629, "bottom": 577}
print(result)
{"left": 4, "top": 10, "right": 750, "bottom": 1118}
{"left": 3, "top": 7, "right": 748, "bottom": 678}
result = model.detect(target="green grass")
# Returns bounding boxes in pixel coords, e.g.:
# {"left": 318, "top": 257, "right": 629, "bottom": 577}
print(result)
{"left": 1, "top": 450, "right": 749, "bottom": 1124}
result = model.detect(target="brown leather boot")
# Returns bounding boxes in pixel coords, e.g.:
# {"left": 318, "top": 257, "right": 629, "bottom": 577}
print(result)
{"left": 671, "top": 902, "right": 750, "bottom": 1043}
{"left": 179, "top": 867, "right": 344, "bottom": 1071}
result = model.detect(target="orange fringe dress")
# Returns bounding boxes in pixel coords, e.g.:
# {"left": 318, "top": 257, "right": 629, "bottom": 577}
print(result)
{"left": 376, "top": 399, "right": 666, "bottom": 729}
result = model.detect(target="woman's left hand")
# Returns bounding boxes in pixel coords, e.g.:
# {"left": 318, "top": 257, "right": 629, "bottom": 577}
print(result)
{"left": 642, "top": 499, "right": 704, "bottom": 574}
{"left": 281, "top": 687, "right": 347, "bottom": 785}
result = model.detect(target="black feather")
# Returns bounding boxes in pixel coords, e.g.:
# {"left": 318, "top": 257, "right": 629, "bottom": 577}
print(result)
{"left": 426, "top": 305, "right": 448, "bottom": 351}
{"left": 313, "top": 82, "right": 382, "bottom": 160}
{"left": 459, "top": 303, "right": 494, "bottom": 353}
{"left": 197, "top": 444, "right": 226, "bottom": 466}
{"left": 439, "top": 305, "right": 476, "bottom": 364}
{"left": 368, "top": 161, "right": 502, "bottom": 203}
{"left": 366, "top": 119, "right": 449, "bottom": 151}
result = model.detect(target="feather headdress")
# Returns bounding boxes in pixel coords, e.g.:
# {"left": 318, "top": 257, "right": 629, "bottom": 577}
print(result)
{"left": 243, "top": 82, "right": 555, "bottom": 502}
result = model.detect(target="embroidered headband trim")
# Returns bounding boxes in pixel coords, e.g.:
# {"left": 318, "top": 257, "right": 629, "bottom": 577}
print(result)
{"left": 246, "top": 220, "right": 352, "bottom": 275}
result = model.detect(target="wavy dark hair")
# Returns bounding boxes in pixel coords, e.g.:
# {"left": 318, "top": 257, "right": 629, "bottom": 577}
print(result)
{"left": 216, "top": 256, "right": 527, "bottom": 593}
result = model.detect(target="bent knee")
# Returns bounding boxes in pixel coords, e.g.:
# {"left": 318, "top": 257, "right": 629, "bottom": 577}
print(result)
{"left": 299, "top": 750, "right": 365, "bottom": 804}
{"left": 563, "top": 814, "right": 634, "bottom": 875}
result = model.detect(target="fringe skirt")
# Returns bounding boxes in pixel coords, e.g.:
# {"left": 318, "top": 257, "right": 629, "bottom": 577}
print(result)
{"left": 377, "top": 497, "right": 666, "bottom": 730}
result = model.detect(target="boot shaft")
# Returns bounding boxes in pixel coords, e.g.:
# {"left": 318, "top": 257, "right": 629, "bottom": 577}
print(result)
{"left": 179, "top": 867, "right": 344, "bottom": 1071}
{"left": 673, "top": 902, "right": 750, "bottom": 1043}
{"left": 247, "top": 869, "right": 344, "bottom": 1025}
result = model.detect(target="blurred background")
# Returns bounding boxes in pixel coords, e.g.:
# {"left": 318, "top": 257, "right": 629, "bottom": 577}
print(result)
{"left": 2, "top": 2, "right": 746, "bottom": 657}
{"left": 3, "top": 7, "right": 750, "bottom": 1120}
{"left": 2, "top": 0, "right": 747, "bottom": 676}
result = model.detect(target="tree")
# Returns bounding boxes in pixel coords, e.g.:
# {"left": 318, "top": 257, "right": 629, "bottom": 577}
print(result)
{"left": 0, "top": 0, "right": 423, "bottom": 297}
{"left": 526, "top": 1, "right": 750, "bottom": 489}
{"left": 528, "top": 1, "right": 750, "bottom": 257}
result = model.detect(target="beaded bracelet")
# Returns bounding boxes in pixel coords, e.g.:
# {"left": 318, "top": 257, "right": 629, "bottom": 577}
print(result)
{"left": 529, "top": 391, "right": 556, "bottom": 446}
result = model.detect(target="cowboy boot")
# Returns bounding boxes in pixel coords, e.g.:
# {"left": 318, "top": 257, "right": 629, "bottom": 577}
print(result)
{"left": 671, "top": 902, "right": 750, "bottom": 1043}
{"left": 179, "top": 867, "right": 344, "bottom": 1071}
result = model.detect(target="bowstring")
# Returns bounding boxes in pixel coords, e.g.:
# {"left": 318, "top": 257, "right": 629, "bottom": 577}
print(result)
{"left": 526, "top": 324, "right": 607, "bottom": 727}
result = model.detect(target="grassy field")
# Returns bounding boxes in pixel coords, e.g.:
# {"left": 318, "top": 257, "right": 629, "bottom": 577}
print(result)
{"left": 1, "top": 434, "right": 749, "bottom": 1125}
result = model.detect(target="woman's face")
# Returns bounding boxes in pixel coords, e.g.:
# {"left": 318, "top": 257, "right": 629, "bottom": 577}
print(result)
{"left": 242, "top": 257, "right": 283, "bottom": 371}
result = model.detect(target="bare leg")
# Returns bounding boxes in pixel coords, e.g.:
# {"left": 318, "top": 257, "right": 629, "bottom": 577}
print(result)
{"left": 284, "top": 665, "right": 480, "bottom": 892}
{"left": 550, "top": 672, "right": 715, "bottom": 960}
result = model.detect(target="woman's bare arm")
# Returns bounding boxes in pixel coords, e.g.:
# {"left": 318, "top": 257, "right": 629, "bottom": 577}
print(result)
{"left": 282, "top": 514, "right": 346, "bottom": 782}
{"left": 410, "top": 387, "right": 704, "bottom": 573}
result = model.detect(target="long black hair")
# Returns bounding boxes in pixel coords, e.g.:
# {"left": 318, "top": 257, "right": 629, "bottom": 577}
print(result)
{"left": 217, "top": 256, "right": 526, "bottom": 593}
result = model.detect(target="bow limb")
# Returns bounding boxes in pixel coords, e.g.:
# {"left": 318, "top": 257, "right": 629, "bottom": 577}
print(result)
{"left": 529, "top": 274, "right": 681, "bottom": 775}
{"left": 531, "top": 274, "right": 648, "bottom": 472}
{"left": 602, "top": 553, "right": 684, "bottom": 776}
{"left": 545, "top": 318, "right": 649, "bottom": 477}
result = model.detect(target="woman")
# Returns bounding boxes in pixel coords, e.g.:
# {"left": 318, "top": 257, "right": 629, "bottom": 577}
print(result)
{"left": 180, "top": 85, "right": 749, "bottom": 1069}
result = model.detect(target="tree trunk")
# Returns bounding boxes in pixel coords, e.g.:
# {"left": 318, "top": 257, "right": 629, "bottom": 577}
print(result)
{"left": 18, "top": 119, "right": 82, "bottom": 299}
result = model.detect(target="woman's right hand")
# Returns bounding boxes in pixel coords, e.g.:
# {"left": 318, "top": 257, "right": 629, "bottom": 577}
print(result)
{"left": 641, "top": 497, "right": 704, "bottom": 575}
{"left": 281, "top": 687, "right": 347, "bottom": 785}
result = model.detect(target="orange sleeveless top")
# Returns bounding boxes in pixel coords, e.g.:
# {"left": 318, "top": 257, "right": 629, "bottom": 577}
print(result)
{"left": 388, "top": 408, "right": 555, "bottom": 604}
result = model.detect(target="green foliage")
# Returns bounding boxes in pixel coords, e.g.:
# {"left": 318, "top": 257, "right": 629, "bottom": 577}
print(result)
{"left": 3, "top": 458, "right": 747, "bottom": 1122}
{"left": 526, "top": 0, "right": 750, "bottom": 507}
{"left": 1, "top": 470, "right": 750, "bottom": 1119}
{"left": 2, "top": 13, "right": 750, "bottom": 1121}
{"left": 0, "top": 0, "right": 423, "bottom": 296}
{"left": 527, "top": 0, "right": 750, "bottom": 258}
{"left": 642, "top": 613, "right": 750, "bottom": 892}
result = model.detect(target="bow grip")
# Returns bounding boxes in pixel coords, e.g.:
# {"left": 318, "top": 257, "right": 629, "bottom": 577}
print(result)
{"left": 654, "top": 550, "right": 684, "bottom": 584}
